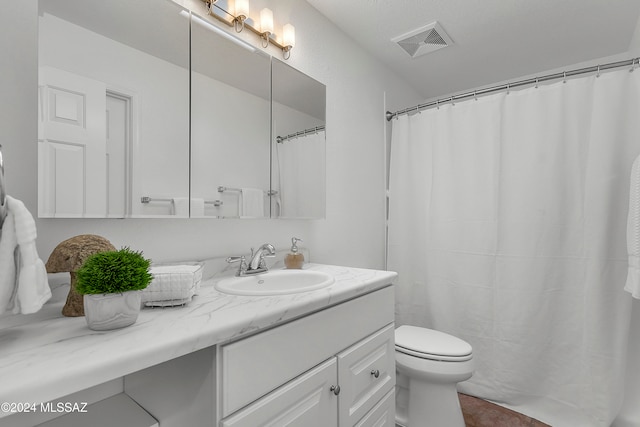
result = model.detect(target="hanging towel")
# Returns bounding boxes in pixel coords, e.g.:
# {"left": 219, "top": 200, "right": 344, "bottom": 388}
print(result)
{"left": 172, "top": 197, "right": 190, "bottom": 216}
{"left": 0, "top": 196, "right": 51, "bottom": 314}
{"left": 0, "top": 210, "right": 18, "bottom": 314}
{"left": 240, "top": 188, "right": 264, "bottom": 218}
{"left": 190, "top": 198, "right": 205, "bottom": 217}
{"left": 626, "top": 155, "right": 640, "bottom": 298}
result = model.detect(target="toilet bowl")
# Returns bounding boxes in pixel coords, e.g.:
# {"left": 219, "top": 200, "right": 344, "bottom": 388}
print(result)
{"left": 395, "top": 325, "right": 474, "bottom": 427}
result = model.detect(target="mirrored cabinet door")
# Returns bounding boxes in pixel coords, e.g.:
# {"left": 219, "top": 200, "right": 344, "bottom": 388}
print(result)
{"left": 190, "top": 12, "right": 272, "bottom": 219}
{"left": 271, "top": 60, "right": 327, "bottom": 219}
{"left": 37, "top": 0, "right": 190, "bottom": 218}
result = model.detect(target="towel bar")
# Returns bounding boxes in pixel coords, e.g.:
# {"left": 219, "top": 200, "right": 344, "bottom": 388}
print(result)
{"left": 217, "top": 186, "right": 278, "bottom": 196}
{"left": 140, "top": 196, "right": 223, "bottom": 207}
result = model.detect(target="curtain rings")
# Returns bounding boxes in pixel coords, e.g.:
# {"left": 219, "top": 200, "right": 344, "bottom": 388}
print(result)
{"left": 597, "top": 65, "right": 601, "bottom": 78}
{"left": 563, "top": 71, "right": 567, "bottom": 83}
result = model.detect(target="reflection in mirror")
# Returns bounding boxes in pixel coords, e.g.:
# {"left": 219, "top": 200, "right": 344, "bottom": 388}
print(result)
{"left": 37, "top": 0, "right": 190, "bottom": 218}
{"left": 271, "top": 60, "right": 326, "bottom": 219}
{"left": 190, "top": 12, "right": 271, "bottom": 219}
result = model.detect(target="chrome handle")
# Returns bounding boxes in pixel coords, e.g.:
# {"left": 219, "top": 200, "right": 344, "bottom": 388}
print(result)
{"left": 226, "top": 256, "right": 248, "bottom": 276}
{"left": 371, "top": 369, "right": 380, "bottom": 378}
{"left": 330, "top": 385, "right": 341, "bottom": 396}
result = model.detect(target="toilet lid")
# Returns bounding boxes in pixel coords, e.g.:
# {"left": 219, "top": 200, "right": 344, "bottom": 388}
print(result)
{"left": 395, "top": 325, "right": 473, "bottom": 362}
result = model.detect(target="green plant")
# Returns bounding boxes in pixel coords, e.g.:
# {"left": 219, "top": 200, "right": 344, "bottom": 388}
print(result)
{"left": 76, "top": 247, "right": 153, "bottom": 295}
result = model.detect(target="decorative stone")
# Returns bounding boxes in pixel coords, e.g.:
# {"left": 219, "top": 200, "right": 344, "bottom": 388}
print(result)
{"left": 45, "top": 235, "right": 116, "bottom": 317}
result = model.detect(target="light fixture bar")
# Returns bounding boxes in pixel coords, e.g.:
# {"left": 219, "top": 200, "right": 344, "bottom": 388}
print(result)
{"left": 200, "top": 0, "right": 293, "bottom": 58}
{"left": 181, "top": 10, "right": 256, "bottom": 52}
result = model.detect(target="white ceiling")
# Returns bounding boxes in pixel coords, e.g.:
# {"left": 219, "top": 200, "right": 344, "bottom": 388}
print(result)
{"left": 305, "top": 0, "right": 640, "bottom": 99}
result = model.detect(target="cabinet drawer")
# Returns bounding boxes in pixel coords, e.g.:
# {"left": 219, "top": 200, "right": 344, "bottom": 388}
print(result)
{"left": 354, "top": 389, "right": 395, "bottom": 427}
{"left": 220, "top": 358, "right": 338, "bottom": 427}
{"left": 220, "top": 286, "right": 394, "bottom": 417}
{"left": 337, "top": 325, "right": 395, "bottom": 426}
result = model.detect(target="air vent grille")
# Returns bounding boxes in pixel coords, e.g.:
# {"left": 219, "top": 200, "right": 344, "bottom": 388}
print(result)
{"left": 392, "top": 22, "right": 453, "bottom": 58}
{"left": 424, "top": 29, "right": 447, "bottom": 46}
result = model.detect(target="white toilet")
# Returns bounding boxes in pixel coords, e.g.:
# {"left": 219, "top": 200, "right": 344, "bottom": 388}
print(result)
{"left": 395, "top": 325, "right": 474, "bottom": 427}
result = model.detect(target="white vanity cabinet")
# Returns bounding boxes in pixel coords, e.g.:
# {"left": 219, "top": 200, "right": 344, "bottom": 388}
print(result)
{"left": 217, "top": 286, "right": 396, "bottom": 427}
{"left": 0, "top": 264, "right": 398, "bottom": 427}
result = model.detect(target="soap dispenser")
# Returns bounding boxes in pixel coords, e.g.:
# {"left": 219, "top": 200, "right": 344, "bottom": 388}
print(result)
{"left": 284, "top": 237, "right": 304, "bottom": 269}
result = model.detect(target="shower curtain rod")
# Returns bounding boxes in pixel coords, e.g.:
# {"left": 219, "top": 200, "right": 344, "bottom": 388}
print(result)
{"left": 386, "top": 57, "right": 640, "bottom": 121}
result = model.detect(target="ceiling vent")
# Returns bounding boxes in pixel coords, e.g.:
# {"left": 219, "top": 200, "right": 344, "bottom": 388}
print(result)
{"left": 392, "top": 22, "right": 453, "bottom": 58}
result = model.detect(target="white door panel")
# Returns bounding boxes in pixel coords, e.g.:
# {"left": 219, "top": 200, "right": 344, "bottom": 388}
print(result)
{"left": 38, "top": 66, "right": 107, "bottom": 217}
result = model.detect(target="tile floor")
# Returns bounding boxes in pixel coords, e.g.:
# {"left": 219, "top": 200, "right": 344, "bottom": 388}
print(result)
{"left": 459, "top": 393, "right": 551, "bottom": 427}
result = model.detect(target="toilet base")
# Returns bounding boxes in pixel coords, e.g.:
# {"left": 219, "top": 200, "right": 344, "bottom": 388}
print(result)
{"left": 407, "top": 378, "right": 465, "bottom": 427}
{"left": 395, "top": 353, "right": 473, "bottom": 427}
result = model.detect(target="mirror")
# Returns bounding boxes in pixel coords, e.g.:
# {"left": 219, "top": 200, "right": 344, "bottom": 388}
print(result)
{"left": 190, "top": 12, "right": 271, "bottom": 219}
{"left": 271, "top": 60, "right": 326, "bottom": 219}
{"left": 37, "top": 0, "right": 190, "bottom": 218}
{"left": 37, "top": 0, "right": 327, "bottom": 220}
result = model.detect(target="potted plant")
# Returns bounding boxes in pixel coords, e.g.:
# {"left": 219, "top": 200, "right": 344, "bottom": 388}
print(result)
{"left": 76, "top": 247, "right": 153, "bottom": 331}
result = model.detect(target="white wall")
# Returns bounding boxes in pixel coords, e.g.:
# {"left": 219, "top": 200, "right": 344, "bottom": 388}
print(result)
{"left": 0, "top": 0, "right": 419, "bottom": 268}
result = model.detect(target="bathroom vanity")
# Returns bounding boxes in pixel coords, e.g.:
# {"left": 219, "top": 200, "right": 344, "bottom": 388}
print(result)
{"left": 0, "top": 264, "right": 396, "bottom": 427}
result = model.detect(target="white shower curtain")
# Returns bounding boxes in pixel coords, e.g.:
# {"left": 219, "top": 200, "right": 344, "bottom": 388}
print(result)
{"left": 275, "top": 132, "right": 325, "bottom": 218}
{"left": 388, "top": 69, "right": 640, "bottom": 426}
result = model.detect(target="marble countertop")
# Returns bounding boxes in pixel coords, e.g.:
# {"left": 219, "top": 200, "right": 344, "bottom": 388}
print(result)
{"left": 0, "top": 263, "right": 396, "bottom": 417}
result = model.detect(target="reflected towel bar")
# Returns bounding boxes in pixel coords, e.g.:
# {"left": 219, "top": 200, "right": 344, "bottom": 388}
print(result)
{"left": 140, "top": 196, "right": 223, "bottom": 207}
{"left": 217, "top": 186, "right": 278, "bottom": 196}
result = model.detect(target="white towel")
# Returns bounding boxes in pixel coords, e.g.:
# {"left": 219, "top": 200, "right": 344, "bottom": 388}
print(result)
{"left": 190, "top": 198, "right": 205, "bottom": 217}
{"left": 172, "top": 197, "right": 189, "bottom": 216}
{"left": 1, "top": 196, "right": 51, "bottom": 314}
{"left": 240, "top": 188, "right": 264, "bottom": 218}
{"left": 0, "top": 210, "right": 18, "bottom": 314}
{"left": 626, "top": 155, "right": 640, "bottom": 298}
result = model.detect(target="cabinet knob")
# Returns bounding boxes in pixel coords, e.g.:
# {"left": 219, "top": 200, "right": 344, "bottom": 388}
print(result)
{"left": 330, "top": 385, "right": 341, "bottom": 395}
{"left": 370, "top": 369, "right": 380, "bottom": 378}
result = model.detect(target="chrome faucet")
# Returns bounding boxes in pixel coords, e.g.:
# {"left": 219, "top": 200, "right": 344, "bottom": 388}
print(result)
{"left": 226, "top": 243, "right": 276, "bottom": 276}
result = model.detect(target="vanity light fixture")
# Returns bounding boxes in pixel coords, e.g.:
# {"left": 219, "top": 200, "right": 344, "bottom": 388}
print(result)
{"left": 282, "top": 23, "right": 295, "bottom": 60}
{"left": 233, "top": 0, "right": 249, "bottom": 32}
{"left": 202, "top": 0, "right": 296, "bottom": 60}
{"left": 259, "top": 8, "right": 274, "bottom": 48}
{"left": 184, "top": 11, "right": 256, "bottom": 52}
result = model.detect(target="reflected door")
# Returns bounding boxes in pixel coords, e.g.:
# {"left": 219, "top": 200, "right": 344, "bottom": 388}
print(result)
{"left": 38, "top": 66, "right": 107, "bottom": 217}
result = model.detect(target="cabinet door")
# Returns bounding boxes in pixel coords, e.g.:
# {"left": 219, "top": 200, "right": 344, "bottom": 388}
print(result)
{"left": 354, "top": 390, "right": 395, "bottom": 427}
{"left": 337, "top": 325, "right": 395, "bottom": 426}
{"left": 221, "top": 358, "right": 338, "bottom": 427}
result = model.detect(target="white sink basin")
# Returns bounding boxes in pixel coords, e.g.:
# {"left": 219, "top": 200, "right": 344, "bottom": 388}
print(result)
{"left": 215, "top": 270, "right": 335, "bottom": 296}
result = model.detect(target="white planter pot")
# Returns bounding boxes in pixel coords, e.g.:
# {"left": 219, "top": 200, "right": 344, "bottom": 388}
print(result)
{"left": 83, "top": 291, "right": 142, "bottom": 331}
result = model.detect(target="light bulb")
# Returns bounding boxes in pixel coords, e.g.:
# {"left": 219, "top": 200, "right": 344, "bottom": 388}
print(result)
{"left": 260, "top": 8, "right": 274, "bottom": 35}
{"left": 283, "top": 23, "right": 295, "bottom": 48}
{"left": 234, "top": 0, "right": 249, "bottom": 19}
